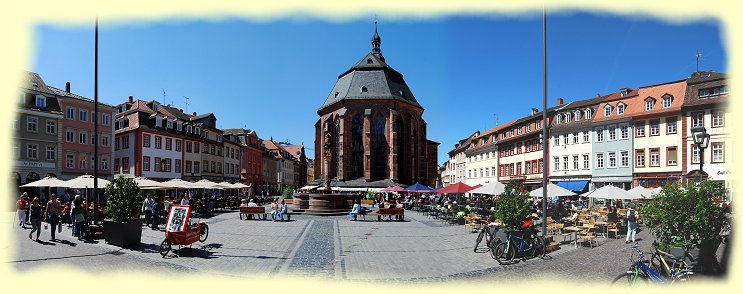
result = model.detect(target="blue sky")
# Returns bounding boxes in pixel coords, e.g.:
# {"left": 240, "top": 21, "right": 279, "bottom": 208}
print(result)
{"left": 32, "top": 12, "right": 725, "bottom": 165}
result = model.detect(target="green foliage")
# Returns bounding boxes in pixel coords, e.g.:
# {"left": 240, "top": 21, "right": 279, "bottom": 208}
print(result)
{"left": 455, "top": 211, "right": 466, "bottom": 219}
{"left": 366, "top": 190, "right": 375, "bottom": 200}
{"left": 493, "top": 180, "right": 531, "bottom": 231}
{"left": 104, "top": 176, "right": 143, "bottom": 222}
{"left": 641, "top": 181, "right": 730, "bottom": 250}
{"left": 282, "top": 186, "right": 294, "bottom": 198}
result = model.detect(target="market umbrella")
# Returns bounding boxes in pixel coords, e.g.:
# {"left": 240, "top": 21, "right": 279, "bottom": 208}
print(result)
{"left": 62, "top": 174, "right": 111, "bottom": 189}
{"left": 529, "top": 183, "right": 577, "bottom": 199}
{"left": 404, "top": 182, "right": 434, "bottom": 193}
{"left": 216, "top": 181, "right": 236, "bottom": 189}
{"left": 583, "top": 185, "right": 640, "bottom": 200}
{"left": 132, "top": 177, "right": 164, "bottom": 189}
{"left": 20, "top": 176, "right": 67, "bottom": 188}
{"left": 468, "top": 181, "right": 506, "bottom": 195}
{"left": 436, "top": 182, "right": 474, "bottom": 194}
{"left": 627, "top": 186, "right": 658, "bottom": 199}
{"left": 194, "top": 179, "right": 222, "bottom": 189}
{"left": 381, "top": 185, "right": 406, "bottom": 192}
{"left": 231, "top": 182, "right": 250, "bottom": 189}
{"left": 161, "top": 179, "right": 198, "bottom": 189}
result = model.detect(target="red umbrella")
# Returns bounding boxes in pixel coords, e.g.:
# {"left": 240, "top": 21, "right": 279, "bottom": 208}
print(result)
{"left": 437, "top": 182, "right": 474, "bottom": 194}
{"left": 380, "top": 185, "right": 405, "bottom": 192}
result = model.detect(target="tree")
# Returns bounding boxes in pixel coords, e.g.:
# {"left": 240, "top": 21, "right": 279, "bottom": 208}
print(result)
{"left": 493, "top": 180, "right": 531, "bottom": 231}
{"left": 282, "top": 186, "right": 294, "bottom": 198}
{"left": 104, "top": 176, "right": 143, "bottom": 222}
{"left": 641, "top": 180, "right": 730, "bottom": 275}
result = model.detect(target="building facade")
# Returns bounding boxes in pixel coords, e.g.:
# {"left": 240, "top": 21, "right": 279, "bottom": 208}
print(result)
{"left": 681, "top": 71, "right": 731, "bottom": 198}
{"left": 224, "top": 128, "right": 263, "bottom": 195}
{"left": 313, "top": 27, "right": 438, "bottom": 187}
{"left": 51, "top": 83, "right": 116, "bottom": 182}
{"left": 192, "top": 113, "right": 224, "bottom": 182}
{"left": 590, "top": 89, "right": 637, "bottom": 190}
{"left": 223, "top": 136, "right": 242, "bottom": 183}
{"left": 631, "top": 80, "right": 687, "bottom": 188}
{"left": 15, "top": 72, "right": 63, "bottom": 200}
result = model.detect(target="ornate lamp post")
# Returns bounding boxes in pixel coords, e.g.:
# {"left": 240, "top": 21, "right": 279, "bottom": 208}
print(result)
{"left": 690, "top": 126, "right": 711, "bottom": 183}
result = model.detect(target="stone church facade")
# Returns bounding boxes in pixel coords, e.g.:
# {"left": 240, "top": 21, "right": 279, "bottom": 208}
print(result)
{"left": 314, "top": 27, "right": 439, "bottom": 187}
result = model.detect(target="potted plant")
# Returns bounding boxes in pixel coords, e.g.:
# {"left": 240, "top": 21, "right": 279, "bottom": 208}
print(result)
{"left": 455, "top": 211, "right": 466, "bottom": 225}
{"left": 493, "top": 181, "right": 531, "bottom": 231}
{"left": 103, "top": 176, "right": 144, "bottom": 247}
{"left": 641, "top": 181, "right": 730, "bottom": 275}
{"left": 282, "top": 186, "right": 294, "bottom": 204}
{"left": 361, "top": 190, "right": 376, "bottom": 205}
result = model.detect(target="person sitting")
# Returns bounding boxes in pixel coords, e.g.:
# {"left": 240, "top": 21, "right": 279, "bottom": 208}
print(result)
{"left": 246, "top": 199, "right": 258, "bottom": 220}
{"left": 276, "top": 202, "right": 288, "bottom": 222}
{"left": 270, "top": 200, "right": 279, "bottom": 221}
{"left": 561, "top": 212, "right": 579, "bottom": 224}
{"left": 348, "top": 200, "right": 361, "bottom": 221}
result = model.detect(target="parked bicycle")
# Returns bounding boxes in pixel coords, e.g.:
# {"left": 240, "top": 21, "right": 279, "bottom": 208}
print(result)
{"left": 474, "top": 223, "right": 501, "bottom": 253}
{"left": 492, "top": 226, "right": 545, "bottom": 265}
{"left": 612, "top": 242, "right": 694, "bottom": 286}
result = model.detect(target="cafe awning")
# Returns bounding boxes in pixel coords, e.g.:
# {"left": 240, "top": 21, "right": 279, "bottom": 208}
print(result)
{"left": 554, "top": 180, "right": 589, "bottom": 192}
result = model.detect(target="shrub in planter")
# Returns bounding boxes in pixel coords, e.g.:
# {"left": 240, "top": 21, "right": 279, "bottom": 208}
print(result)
{"left": 103, "top": 176, "right": 144, "bottom": 247}
{"left": 282, "top": 186, "right": 294, "bottom": 198}
{"left": 493, "top": 181, "right": 531, "bottom": 232}
{"left": 641, "top": 181, "right": 730, "bottom": 275}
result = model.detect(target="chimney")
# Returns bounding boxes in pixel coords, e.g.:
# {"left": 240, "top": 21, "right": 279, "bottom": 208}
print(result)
{"left": 128, "top": 96, "right": 133, "bottom": 103}
{"left": 531, "top": 108, "right": 539, "bottom": 115}
{"left": 180, "top": 109, "right": 184, "bottom": 113}
{"left": 65, "top": 82, "right": 70, "bottom": 93}
{"left": 192, "top": 112, "right": 197, "bottom": 116}
{"left": 596, "top": 93, "right": 601, "bottom": 98}
{"left": 556, "top": 97, "right": 564, "bottom": 106}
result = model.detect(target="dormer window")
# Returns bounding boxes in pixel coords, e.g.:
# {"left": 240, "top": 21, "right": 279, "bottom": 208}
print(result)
{"left": 35, "top": 95, "right": 46, "bottom": 108}
{"left": 556, "top": 114, "right": 562, "bottom": 124}
{"left": 604, "top": 105, "right": 612, "bottom": 117}
{"left": 361, "top": 87, "right": 368, "bottom": 93}
{"left": 31, "top": 81, "right": 38, "bottom": 87}
{"left": 195, "top": 127, "right": 201, "bottom": 135}
{"left": 155, "top": 117, "right": 162, "bottom": 127}
{"left": 177, "top": 122, "right": 182, "bottom": 131}
{"left": 334, "top": 92, "right": 339, "bottom": 97}
{"left": 585, "top": 108, "right": 592, "bottom": 118}
{"left": 187, "top": 125, "right": 192, "bottom": 133}
{"left": 565, "top": 112, "right": 572, "bottom": 122}
{"left": 620, "top": 88, "right": 629, "bottom": 97}
{"left": 19, "top": 93, "right": 25, "bottom": 105}
{"left": 617, "top": 102, "right": 626, "bottom": 115}
{"left": 645, "top": 99, "right": 655, "bottom": 111}
{"left": 166, "top": 120, "right": 172, "bottom": 129}
{"left": 118, "top": 120, "right": 125, "bottom": 129}
{"left": 575, "top": 110, "right": 581, "bottom": 121}
{"left": 662, "top": 96, "right": 672, "bottom": 108}
{"left": 367, "top": 58, "right": 373, "bottom": 64}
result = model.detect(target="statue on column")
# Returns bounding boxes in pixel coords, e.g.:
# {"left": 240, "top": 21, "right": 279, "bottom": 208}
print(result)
{"left": 323, "top": 130, "right": 333, "bottom": 191}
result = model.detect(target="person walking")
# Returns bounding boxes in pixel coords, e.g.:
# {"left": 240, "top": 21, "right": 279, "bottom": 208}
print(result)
{"left": 141, "top": 194, "right": 154, "bottom": 227}
{"left": 626, "top": 207, "right": 639, "bottom": 244}
{"left": 45, "top": 194, "right": 62, "bottom": 241}
{"left": 16, "top": 194, "right": 28, "bottom": 229}
{"left": 71, "top": 195, "right": 87, "bottom": 240}
{"left": 151, "top": 197, "right": 161, "bottom": 230}
{"left": 28, "top": 197, "right": 43, "bottom": 242}
{"left": 163, "top": 196, "right": 172, "bottom": 224}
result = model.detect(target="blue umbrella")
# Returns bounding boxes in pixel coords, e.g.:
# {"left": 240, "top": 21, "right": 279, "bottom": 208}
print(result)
{"left": 404, "top": 182, "right": 434, "bottom": 193}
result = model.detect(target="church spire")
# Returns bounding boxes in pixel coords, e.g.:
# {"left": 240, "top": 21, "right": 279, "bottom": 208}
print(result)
{"left": 372, "top": 20, "right": 384, "bottom": 61}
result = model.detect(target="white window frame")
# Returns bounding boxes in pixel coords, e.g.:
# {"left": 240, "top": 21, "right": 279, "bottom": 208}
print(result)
{"left": 583, "top": 131, "right": 589, "bottom": 143}
{"left": 692, "top": 146, "right": 700, "bottom": 164}
{"left": 35, "top": 95, "right": 46, "bottom": 108}
{"left": 667, "top": 119, "right": 677, "bottom": 133}
{"left": 66, "top": 107, "right": 76, "bottom": 119}
{"left": 621, "top": 126, "right": 629, "bottom": 139}
{"left": 583, "top": 154, "right": 589, "bottom": 169}
{"left": 595, "top": 153, "right": 604, "bottom": 168}
{"left": 621, "top": 151, "right": 629, "bottom": 167}
{"left": 66, "top": 129, "right": 75, "bottom": 143}
{"left": 596, "top": 128, "right": 604, "bottom": 142}
{"left": 562, "top": 156, "right": 569, "bottom": 171}
{"left": 617, "top": 103, "right": 625, "bottom": 115}
{"left": 609, "top": 127, "right": 617, "bottom": 141}
{"left": 27, "top": 144, "right": 38, "bottom": 159}
{"left": 102, "top": 114, "right": 110, "bottom": 126}
{"left": 79, "top": 109, "right": 88, "bottom": 122}
{"left": 46, "top": 146, "right": 55, "bottom": 160}
{"left": 554, "top": 156, "right": 560, "bottom": 172}
{"left": 645, "top": 100, "right": 655, "bottom": 111}
{"left": 45, "top": 120, "right": 56, "bottom": 134}
{"left": 608, "top": 151, "right": 617, "bottom": 168}
{"left": 27, "top": 116, "right": 38, "bottom": 132}
{"left": 712, "top": 111, "right": 724, "bottom": 127}
{"left": 604, "top": 105, "right": 612, "bottom": 117}
{"left": 662, "top": 97, "right": 672, "bottom": 108}
{"left": 712, "top": 143, "right": 724, "bottom": 163}
{"left": 691, "top": 112, "right": 704, "bottom": 128}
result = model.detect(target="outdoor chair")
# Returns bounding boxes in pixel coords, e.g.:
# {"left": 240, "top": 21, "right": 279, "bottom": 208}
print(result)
{"left": 578, "top": 227, "right": 598, "bottom": 248}
{"left": 607, "top": 223, "right": 621, "bottom": 239}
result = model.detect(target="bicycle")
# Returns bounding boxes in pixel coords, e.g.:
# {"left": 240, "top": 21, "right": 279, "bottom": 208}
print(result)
{"left": 474, "top": 223, "right": 501, "bottom": 253}
{"left": 612, "top": 242, "right": 694, "bottom": 286}
{"left": 492, "top": 227, "right": 545, "bottom": 265}
{"left": 648, "top": 241, "right": 697, "bottom": 281}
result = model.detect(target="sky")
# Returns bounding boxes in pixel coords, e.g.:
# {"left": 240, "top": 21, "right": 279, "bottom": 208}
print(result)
{"left": 31, "top": 12, "right": 726, "bottom": 165}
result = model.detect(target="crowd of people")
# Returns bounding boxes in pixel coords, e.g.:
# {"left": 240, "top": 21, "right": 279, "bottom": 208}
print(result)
{"left": 16, "top": 191, "right": 89, "bottom": 242}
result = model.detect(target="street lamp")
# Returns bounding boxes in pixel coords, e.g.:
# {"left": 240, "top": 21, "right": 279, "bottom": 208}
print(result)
{"left": 690, "top": 126, "right": 711, "bottom": 183}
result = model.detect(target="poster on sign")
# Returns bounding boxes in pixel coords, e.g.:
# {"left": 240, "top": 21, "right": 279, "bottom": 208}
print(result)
{"left": 166, "top": 204, "right": 191, "bottom": 232}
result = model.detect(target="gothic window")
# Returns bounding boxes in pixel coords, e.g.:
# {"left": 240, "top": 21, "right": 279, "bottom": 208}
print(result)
{"left": 351, "top": 114, "right": 364, "bottom": 178}
{"left": 372, "top": 113, "right": 387, "bottom": 179}
{"left": 334, "top": 118, "right": 340, "bottom": 177}
{"left": 395, "top": 115, "right": 407, "bottom": 182}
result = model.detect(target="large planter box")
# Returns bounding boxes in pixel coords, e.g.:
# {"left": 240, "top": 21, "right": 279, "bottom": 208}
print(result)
{"left": 283, "top": 199, "right": 293, "bottom": 204}
{"left": 361, "top": 199, "right": 375, "bottom": 205}
{"left": 103, "top": 219, "right": 143, "bottom": 247}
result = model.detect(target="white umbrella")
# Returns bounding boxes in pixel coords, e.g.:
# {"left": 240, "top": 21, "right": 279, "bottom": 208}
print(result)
{"left": 20, "top": 176, "right": 67, "bottom": 188}
{"left": 216, "top": 181, "right": 236, "bottom": 189}
{"left": 468, "top": 181, "right": 506, "bottom": 195}
{"left": 62, "top": 175, "right": 111, "bottom": 189}
{"left": 194, "top": 179, "right": 222, "bottom": 189}
{"left": 133, "top": 177, "right": 164, "bottom": 189}
{"left": 529, "top": 183, "right": 577, "bottom": 199}
{"left": 627, "top": 186, "right": 659, "bottom": 199}
{"left": 231, "top": 182, "right": 250, "bottom": 189}
{"left": 583, "top": 185, "right": 640, "bottom": 200}
{"left": 161, "top": 179, "right": 198, "bottom": 189}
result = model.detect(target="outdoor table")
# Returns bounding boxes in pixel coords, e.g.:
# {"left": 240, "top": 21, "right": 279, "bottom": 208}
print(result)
{"left": 594, "top": 221, "right": 609, "bottom": 238}
{"left": 562, "top": 226, "right": 583, "bottom": 247}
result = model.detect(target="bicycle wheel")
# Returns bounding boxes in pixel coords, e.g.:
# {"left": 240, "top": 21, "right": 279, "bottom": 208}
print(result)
{"left": 531, "top": 236, "right": 546, "bottom": 258}
{"left": 672, "top": 271, "right": 694, "bottom": 283}
{"left": 199, "top": 224, "right": 209, "bottom": 242}
{"left": 611, "top": 271, "right": 648, "bottom": 286}
{"left": 474, "top": 228, "right": 486, "bottom": 252}
{"left": 493, "top": 242, "right": 514, "bottom": 264}
{"left": 159, "top": 239, "right": 172, "bottom": 257}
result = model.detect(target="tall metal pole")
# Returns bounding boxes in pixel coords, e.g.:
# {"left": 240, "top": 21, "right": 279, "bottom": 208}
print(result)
{"left": 93, "top": 17, "right": 99, "bottom": 223}
{"left": 540, "top": 5, "right": 548, "bottom": 237}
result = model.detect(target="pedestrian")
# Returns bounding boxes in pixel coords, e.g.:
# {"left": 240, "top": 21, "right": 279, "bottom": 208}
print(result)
{"left": 626, "top": 207, "right": 638, "bottom": 244}
{"left": 45, "top": 194, "right": 62, "bottom": 241}
{"left": 62, "top": 201, "right": 71, "bottom": 227}
{"left": 71, "top": 195, "right": 87, "bottom": 240}
{"left": 16, "top": 193, "right": 28, "bottom": 229}
{"left": 180, "top": 194, "right": 190, "bottom": 206}
{"left": 23, "top": 192, "right": 30, "bottom": 224}
{"left": 163, "top": 196, "right": 172, "bottom": 224}
{"left": 28, "top": 197, "right": 42, "bottom": 242}
{"left": 142, "top": 194, "right": 154, "bottom": 227}
{"left": 151, "top": 197, "right": 161, "bottom": 230}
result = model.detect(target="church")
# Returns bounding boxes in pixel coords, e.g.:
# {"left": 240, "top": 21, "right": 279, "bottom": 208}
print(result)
{"left": 313, "top": 26, "right": 439, "bottom": 188}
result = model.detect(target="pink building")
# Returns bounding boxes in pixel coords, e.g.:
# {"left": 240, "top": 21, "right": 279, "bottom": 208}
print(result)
{"left": 50, "top": 83, "right": 115, "bottom": 181}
